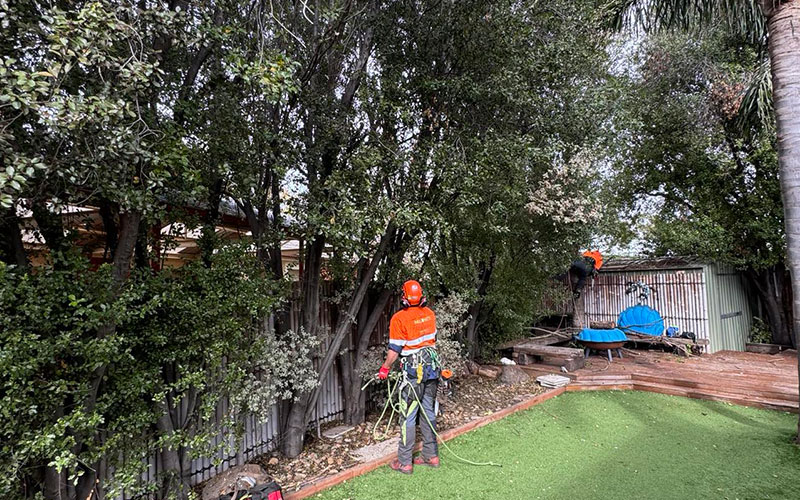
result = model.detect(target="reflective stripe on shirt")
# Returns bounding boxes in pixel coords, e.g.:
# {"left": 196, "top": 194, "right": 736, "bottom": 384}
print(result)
{"left": 401, "top": 330, "right": 436, "bottom": 355}
{"left": 404, "top": 331, "right": 436, "bottom": 348}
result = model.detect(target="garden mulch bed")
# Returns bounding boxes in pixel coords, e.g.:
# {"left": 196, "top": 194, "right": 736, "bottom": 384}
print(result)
{"left": 253, "top": 374, "right": 546, "bottom": 494}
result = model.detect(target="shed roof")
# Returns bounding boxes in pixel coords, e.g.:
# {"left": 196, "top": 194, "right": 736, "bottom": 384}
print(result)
{"left": 601, "top": 256, "right": 707, "bottom": 272}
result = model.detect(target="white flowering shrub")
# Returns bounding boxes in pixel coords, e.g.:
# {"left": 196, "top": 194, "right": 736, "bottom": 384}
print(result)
{"left": 358, "top": 346, "right": 386, "bottom": 381}
{"left": 527, "top": 150, "right": 602, "bottom": 225}
{"left": 229, "top": 327, "right": 320, "bottom": 418}
{"left": 432, "top": 293, "right": 470, "bottom": 376}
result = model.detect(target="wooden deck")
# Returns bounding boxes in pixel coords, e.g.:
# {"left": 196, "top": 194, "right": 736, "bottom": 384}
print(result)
{"left": 519, "top": 349, "right": 799, "bottom": 413}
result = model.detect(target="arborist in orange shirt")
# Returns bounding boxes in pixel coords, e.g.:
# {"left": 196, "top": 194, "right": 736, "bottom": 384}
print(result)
{"left": 378, "top": 279, "right": 441, "bottom": 474}
{"left": 569, "top": 250, "right": 603, "bottom": 298}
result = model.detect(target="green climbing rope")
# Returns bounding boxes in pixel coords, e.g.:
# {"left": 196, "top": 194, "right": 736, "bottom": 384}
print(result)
{"left": 362, "top": 373, "right": 502, "bottom": 468}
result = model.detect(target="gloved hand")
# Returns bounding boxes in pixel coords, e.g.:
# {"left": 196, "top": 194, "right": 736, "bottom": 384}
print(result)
{"left": 378, "top": 365, "right": 390, "bottom": 380}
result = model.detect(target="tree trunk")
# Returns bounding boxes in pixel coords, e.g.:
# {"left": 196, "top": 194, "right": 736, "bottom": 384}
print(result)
{"left": 43, "top": 467, "right": 65, "bottom": 500}
{"left": 283, "top": 224, "right": 397, "bottom": 457}
{"left": 157, "top": 410, "right": 191, "bottom": 499}
{"left": 301, "top": 236, "right": 326, "bottom": 337}
{"left": 763, "top": 0, "right": 800, "bottom": 442}
{"left": 98, "top": 199, "right": 119, "bottom": 262}
{"left": 281, "top": 398, "right": 309, "bottom": 458}
{"left": 199, "top": 177, "right": 224, "bottom": 267}
{"left": 343, "top": 287, "right": 393, "bottom": 425}
{"left": 43, "top": 405, "right": 66, "bottom": 500}
{"left": 0, "top": 207, "right": 27, "bottom": 268}
{"left": 341, "top": 230, "right": 412, "bottom": 423}
{"left": 281, "top": 236, "right": 326, "bottom": 458}
{"left": 73, "top": 210, "right": 141, "bottom": 500}
{"left": 153, "top": 359, "right": 199, "bottom": 500}
{"left": 134, "top": 217, "right": 150, "bottom": 270}
{"left": 465, "top": 300, "right": 483, "bottom": 357}
{"left": 338, "top": 339, "right": 358, "bottom": 425}
{"left": 338, "top": 293, "right": 365, "bottom": 425}
{"left": 746, "top": 267, "right": 794, "bottom": 346}
{"left": 304, "top": 224, "right": 396, "bottom": 424}
{"left": 465, "top": 254, "right": 496, "bottom": 359}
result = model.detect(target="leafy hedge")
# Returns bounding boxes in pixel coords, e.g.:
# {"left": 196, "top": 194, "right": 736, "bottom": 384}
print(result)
{"left": 0, "top": 246, "right": 317, "bottom": 498}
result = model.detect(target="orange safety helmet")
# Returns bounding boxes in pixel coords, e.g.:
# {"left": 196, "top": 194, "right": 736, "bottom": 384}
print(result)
{"left": 582, "top": 250, "right": 603, "bottom": 271}
{"left": 401, "top": 280, "right": 424, "bottom": 307}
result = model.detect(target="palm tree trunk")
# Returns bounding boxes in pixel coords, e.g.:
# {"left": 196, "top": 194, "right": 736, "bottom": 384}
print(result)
{"left": 763, "top": 0, "right": 800, "bottom": 442}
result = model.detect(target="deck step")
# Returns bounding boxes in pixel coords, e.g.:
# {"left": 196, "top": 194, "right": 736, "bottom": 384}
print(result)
{"left": 568, "top": 377, "right": 798, "bottom": 412}
{"left": 631, "top": 380, "right": 798, "bottom": 412}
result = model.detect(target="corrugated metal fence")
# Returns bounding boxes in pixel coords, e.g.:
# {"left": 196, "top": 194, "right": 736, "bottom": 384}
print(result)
{"left": 582, "top": 268, "right": 711, "bottom": 348}
{"left": 184, "top": 369, "right": 346, "bottom": 488}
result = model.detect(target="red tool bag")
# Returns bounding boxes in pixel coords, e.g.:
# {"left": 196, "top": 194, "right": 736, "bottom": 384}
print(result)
{"left": 219, "top": 480, "right": 283, "bottom": 500}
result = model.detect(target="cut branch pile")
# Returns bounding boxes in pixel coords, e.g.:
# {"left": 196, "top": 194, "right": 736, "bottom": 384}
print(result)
{"left": 625, "top": 332, "right": 708, "bottom": 356}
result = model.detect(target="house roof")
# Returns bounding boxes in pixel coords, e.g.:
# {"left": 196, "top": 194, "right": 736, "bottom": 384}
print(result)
{"left": 601, "top": 256, "right": 707, "bottom": 272}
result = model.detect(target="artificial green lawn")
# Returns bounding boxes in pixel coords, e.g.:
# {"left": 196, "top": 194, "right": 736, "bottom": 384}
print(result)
{"left": 314, "top": 391, "right": 800, "bottom": 500}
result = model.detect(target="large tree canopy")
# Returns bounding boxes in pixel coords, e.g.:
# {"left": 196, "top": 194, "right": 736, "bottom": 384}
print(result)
{"left": 1, "top": 1, "right": 611, "bottom": 497}
{"left": 610, "top": 0, "right": 800, "bottom": 440}
{"left": 605, "top": 29, "right": 792, "bottom": 346}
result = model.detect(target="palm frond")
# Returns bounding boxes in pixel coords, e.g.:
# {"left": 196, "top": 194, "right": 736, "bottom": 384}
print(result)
{"left": 605, "top": 0, "right": 767, "bottom": 45}
{"left": 736, "top": 56, "right": 774, "bottom": 134}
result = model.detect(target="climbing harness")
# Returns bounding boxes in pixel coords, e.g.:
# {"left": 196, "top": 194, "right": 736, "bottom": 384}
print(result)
{"left": 401, "top": 346, "right": 441, "bottom": 383}
{"left": 362, "top": 363, "right": 502, "bottom": 468}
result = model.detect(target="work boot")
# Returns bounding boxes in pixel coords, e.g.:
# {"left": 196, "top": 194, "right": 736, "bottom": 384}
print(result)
{"left": 413, "top": 455, "right": 440, "bottom": 468}
{"left": 389, "top": 459, "right": 413, "bottom": 475}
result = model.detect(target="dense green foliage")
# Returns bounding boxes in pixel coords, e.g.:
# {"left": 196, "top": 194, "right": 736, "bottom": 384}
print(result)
{"left": 317, "top": 391, "right": 800, "bottom": 500}
{"left": 2, "top": 0, "right": 797, "bottom": 496}
{"left": 604, "top": 29, "right": 792, "bottom": 345}
{"left": 0, "top": 247, "right": 316, "bottom": 498}
{"left": 0, "top": 0, "right": 634, "bottom": 496}
{"left": 1, "top": 2, "right": 313, "bottom": 497}
{"left": 608, "top": 30, "right": 782, "bottom": 268}
{"left": 381, "top": 1, "right": 609, "bottom": 356}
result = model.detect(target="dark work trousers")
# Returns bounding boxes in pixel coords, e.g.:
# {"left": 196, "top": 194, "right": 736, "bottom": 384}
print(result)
{"left": 569, "top": 258, "right": 594, "bottom": 293}
{"left": 397, "top": 376, "right": 439, "bottom": 465}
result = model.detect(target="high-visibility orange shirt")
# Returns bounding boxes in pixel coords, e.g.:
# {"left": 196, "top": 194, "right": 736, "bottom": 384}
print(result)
{"left": 582, "top": 250, "right": 603, "bottom": 270}
{"left": 388, "top": 306, "right": 437, "bottom": 356}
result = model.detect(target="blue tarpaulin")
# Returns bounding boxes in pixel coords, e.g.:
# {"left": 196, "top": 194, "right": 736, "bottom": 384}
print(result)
{"left": 617, "top": 304, "right": 665, "bottom": 336}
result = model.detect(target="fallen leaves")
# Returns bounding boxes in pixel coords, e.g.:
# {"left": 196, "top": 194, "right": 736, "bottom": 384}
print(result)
{"left": 246, "top": 373, "right": 546, "bottom": 492}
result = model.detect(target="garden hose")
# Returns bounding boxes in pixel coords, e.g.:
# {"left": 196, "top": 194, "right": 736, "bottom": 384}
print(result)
{"left": 362, "top": 373, "right": 502, "bottom": 468}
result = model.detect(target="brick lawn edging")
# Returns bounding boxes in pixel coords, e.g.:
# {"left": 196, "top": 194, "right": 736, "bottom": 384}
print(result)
{"left": 284, "top": 386, "right": 567, "bottom": 500}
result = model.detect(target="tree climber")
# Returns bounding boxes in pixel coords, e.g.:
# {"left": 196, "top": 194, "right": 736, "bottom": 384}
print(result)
{"left": 569, "top": 250, "right": 603, "bottom": 298}
{"left": 378, "top": 279, "right": 441, "bottom": 474}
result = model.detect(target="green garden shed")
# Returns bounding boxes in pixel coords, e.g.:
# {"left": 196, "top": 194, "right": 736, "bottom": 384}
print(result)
{"left": 580, "top": 257, "right": 754, "bottom": 353}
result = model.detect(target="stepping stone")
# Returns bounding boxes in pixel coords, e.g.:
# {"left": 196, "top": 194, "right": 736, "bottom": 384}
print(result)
{"left": 536, "top": 374, "right": 571, "bottom": 388}
{"left": 351, "top": 438, "right": 399, "bottom": 463}
{"left": 322, "top": 425, "right": 355, "bottom": 440}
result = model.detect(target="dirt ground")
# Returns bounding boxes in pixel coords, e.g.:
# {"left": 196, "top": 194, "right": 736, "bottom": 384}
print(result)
{"left": 251, "top": 373, "right": 547, "bottom": 493}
